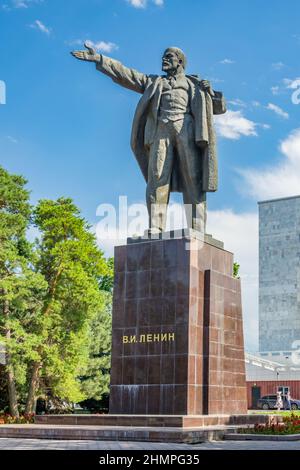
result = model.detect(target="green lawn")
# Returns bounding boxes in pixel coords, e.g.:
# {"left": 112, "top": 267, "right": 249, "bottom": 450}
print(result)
{"left": 250, "top": 410, "right": 300, "bottom": 416}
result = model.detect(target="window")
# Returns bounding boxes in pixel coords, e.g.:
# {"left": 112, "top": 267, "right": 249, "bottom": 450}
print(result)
{"left": 278, "top": 386, "right": 289, "bottom": 396}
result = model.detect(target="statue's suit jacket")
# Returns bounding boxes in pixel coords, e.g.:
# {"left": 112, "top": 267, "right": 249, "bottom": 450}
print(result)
{"left": 96, "top": 55, "right": 226, "bottom": 192}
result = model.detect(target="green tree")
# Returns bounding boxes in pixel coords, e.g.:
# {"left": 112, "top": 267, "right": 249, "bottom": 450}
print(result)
{"left": 98, "top": 257, "right": 114, "bottom": 292}
{"left": 24, "top": 198, "right": 109, "bottom": 413}
{"left": 233, "top": 262, "right": 240, "bottom": 279}
{"left": 0, "top": 166, "right": 36, "bottom": 417}
{"left": 1, "top": 167, "right": 113, "bottom": 415}
{"left": 79, "top": 291, "right": 112, "bottom": 401}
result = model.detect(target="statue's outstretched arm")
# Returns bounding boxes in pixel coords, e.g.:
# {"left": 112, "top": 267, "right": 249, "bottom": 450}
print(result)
{"left": 96, "top": 55, "right": 148, "bottom": 94}
{"left": 72, "top": 42, "right": 148, "bottom": 94}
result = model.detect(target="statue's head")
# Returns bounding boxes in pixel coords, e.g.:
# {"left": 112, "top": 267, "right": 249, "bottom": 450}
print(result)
{"left": 162, "top": 47, "right": 187, "bottom": 74}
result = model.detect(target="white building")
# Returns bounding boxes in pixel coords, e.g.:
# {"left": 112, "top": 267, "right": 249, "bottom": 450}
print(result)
{"left": 245, "top": 352, "right": 300, "bottom": 408}
{"left": 259, "top": 195, "right": 300, "bottom": 352}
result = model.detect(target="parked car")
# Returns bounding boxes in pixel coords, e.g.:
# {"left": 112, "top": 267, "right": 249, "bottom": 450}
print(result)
{"left": 257, "top": 395, "right": 300, "bottom": 410}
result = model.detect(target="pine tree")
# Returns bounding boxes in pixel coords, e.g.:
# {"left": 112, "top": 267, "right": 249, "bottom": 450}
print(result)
{"left": 1, "top": 167, "right": 113, "bottom": 415}
{"left": 0, "top": 166, "right": 42, "bottom": 417}
{"left": 25, "top": 198, "right": 109, "bottom": 413}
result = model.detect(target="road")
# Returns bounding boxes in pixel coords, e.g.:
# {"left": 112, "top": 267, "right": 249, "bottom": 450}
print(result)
{"left": 0, "top": 438, "right": 300, "bottom": 450}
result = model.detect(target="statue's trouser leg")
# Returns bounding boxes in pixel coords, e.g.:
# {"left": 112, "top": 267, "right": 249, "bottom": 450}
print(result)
{"left": 173, "top": 116, "right": 207, "bottom": 233}
{"left": 146, "top": 121, "right": 174, "bottom": 233}
{"left": 183, "top": 194, "right": 207, "bottom": 233}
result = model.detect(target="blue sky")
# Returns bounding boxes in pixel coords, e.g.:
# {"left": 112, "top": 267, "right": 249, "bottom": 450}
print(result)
{"left": 1, "top": 0, "right": 300, "bottom": 350}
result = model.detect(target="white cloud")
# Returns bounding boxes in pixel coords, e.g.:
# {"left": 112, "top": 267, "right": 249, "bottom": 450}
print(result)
{"left": 12, "top": 0, "right": 43, "bottom": 8}
{"left": 268, "top": 78, "right": 300, "bottom": 99}
{"left": 67, "top": 39, "right": 82, "bottom": 46}
{"left": 220, "top": 58, "right": 235, "bottom": 65}
{"left": 30, "top": 19, "right": 51, "bottom": 35}
{"left": 228, "top": 99, "right": 247, "bottom": 108}
{"left": 207, "top": 210, "right": 259, "bottom": 352}
{"left": 127, "top": 0, "right": 163, "bottom": 7}
{"left": 266, "top": 102, "right": 289, "bottom": 119}
{"left": 240, "top": 128, "right": 300, "bottom": 200}
{"left": 272, "top": 62, "right": 285, "bottom": 70}
{"left": 283, "top": 77, "right": 300, "bottom": 89}
{"left": 7, "top": 135, "right": 18, "bottom": 144}
{"left": 271, "top": 86, "right": 280, "bottom": 95}
{"left": 127, "top": 0, "right": 147, "bottom": 7}
{"left": 209, "top": 77, "right": 225, "bottom": 84}
{"left": 283, "top": 78, "right": 300, "bottom": 104}
{"left": 69, "top": 39, "right": 118, "bottom": 54}
{"left": 259, "top": 123, "right": 271, "bottom": 130}
{"left": 214, "top": 110, "right": 258, "bottom": 140}
{"left": 85, "top": 40, "right": 118, "bottom": 53}
{"left": 13, "top": 0, "right": 30, "bottom": 6}
{"left": 293, "top": 33, "right": 300, "bottom": 43}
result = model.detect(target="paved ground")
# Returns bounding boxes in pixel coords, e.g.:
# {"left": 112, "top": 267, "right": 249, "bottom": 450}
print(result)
{"left": 0, "top": 438, "right": 300, "bottom": 450}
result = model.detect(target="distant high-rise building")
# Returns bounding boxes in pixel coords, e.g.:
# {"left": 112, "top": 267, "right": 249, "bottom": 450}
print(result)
{"left": 259, "top": 195, "right": 300, "bottom": 352}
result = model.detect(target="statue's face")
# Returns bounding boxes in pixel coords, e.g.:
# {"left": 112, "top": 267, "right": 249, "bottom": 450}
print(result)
{"left": 162, "top": 49, "right": 181, "bottom": 73}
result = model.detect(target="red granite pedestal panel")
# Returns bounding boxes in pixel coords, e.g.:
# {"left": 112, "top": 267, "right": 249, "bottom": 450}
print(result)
{"left": 109, "top": 235, "right": 247, "bottom": 415}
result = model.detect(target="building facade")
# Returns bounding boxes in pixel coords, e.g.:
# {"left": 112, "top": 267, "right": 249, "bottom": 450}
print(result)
{"left": 246, "top": 352, "right": 300, "bottom": 408}
{"left": 259, "top": 195, "right": 300, "bottom": 352}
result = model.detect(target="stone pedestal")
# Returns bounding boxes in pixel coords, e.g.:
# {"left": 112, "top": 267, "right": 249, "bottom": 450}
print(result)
{"left": 109, "top": 233, "right": 247, "bottom": 415}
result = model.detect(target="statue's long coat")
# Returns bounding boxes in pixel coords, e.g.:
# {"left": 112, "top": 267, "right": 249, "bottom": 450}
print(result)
{"left": 96, "top": 56, "right": 226, "bottom": 193}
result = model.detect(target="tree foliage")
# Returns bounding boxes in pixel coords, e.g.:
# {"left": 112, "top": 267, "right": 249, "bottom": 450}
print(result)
{"left": 233, "top": 262, "right": 240, "bottom": 279}
{"left": 0, "top": 166, "right": 42, "bottom": 416}
{"left": 79, "top": 291, "right": 112, "bottom": 400}
{"left": 0, "top": 166, "right": 113, "bottom": 414}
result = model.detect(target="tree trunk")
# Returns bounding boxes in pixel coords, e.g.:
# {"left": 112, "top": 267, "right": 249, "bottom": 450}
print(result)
{"left": 25, "top": 361, "right": 41, "bottom": 415}
{"left": 3, "top": 293, "right": 19, "bottom": 418}
{"left": 25, "top": 266, "right": 63, "bottom": 415}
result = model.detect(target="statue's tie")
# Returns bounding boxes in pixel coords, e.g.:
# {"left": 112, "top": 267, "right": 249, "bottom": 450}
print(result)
{"left": 168, "top": 76, "right": 176, "bottom": 88}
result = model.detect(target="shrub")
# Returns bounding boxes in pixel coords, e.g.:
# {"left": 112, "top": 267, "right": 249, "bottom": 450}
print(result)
{"left": 0, "top": 413, "right": 35, "bottom": 425}
{"left": 239, "top": 414, "right": 300, "bottom": 435}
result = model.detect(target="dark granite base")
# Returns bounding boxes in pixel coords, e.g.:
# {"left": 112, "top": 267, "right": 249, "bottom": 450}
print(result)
{"left": 110, "top": 233, "right": 248, "bottom": 415}
{"left": 128, "top": 229, "right": 224, "bottom": 249}
{"left": 28, "top": 414, "right": 284, "bottom": 443}
{"left": 0, "top": 424, "right": 236, "bottom": 443}
{"left": 35, "top": 413, "right": 278, "bottom": 428}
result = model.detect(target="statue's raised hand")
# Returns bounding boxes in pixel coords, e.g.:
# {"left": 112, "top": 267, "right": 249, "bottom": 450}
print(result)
{"left": 71, "top": 41, "right": 100, "bottom": 62}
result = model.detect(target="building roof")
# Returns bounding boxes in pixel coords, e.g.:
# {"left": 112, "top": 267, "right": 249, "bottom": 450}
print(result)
{"left": 245, "top": 352, "right": 284, "bottom": 369}
{"left": 258, "top": 195, "right": 300, "bottom": 205}
{"left": 245, "top": 352, "right": 300, "bottom": 381}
